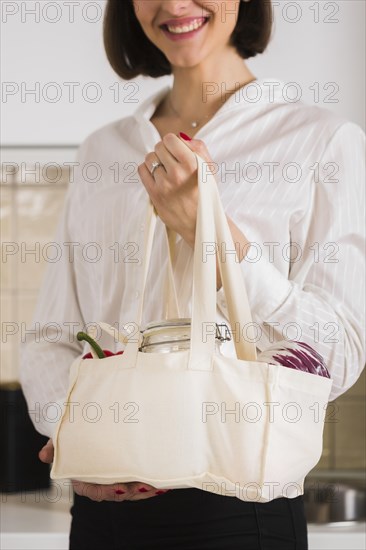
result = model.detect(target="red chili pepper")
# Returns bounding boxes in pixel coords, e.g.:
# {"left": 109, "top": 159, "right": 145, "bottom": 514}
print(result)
{"left": 82, "top": 350, "right": 124, "bottom": 359}
{"left": 77, "top": 332, "right": 124, "bottom": 359}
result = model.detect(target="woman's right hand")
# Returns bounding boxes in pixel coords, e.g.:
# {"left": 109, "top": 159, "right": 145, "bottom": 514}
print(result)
{"left": 70, "top": 479, "right": 169, "bottom": 502}
{"left": 39, "top": 439, "right": 170, "bottom": 502}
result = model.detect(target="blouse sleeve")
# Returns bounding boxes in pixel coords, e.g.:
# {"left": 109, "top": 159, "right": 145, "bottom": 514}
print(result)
{"left": 19, "top": 145, "right": 87, "bottom": 439}
{"left": 217, "top": 122, "right": 366, "bottom": 401}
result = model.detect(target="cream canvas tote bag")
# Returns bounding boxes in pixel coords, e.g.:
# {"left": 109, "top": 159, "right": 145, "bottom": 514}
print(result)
{"left": 50, "top": 154, "right": 333, "bottom": 502}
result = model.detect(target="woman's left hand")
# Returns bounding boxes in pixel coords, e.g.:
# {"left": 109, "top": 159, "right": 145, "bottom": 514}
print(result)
{"left": 138, "top": 133, "right": 213, "bottom": 247}
{"left": 38, "top": 439, "right": 171, "bottom": 502}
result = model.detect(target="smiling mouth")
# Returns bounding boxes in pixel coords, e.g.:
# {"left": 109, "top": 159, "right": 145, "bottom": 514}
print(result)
{"left": 161, "top": 17, "right": 209, "bottom": 35}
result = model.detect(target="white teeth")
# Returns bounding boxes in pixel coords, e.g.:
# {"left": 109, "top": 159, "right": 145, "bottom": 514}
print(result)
{"left": 167, "top": 18, "right": 205, "bottom": 34}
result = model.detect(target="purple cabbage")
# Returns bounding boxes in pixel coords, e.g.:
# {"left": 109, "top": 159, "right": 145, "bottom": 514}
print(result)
{"left": 257, "top": 341, "right": 331, "bottom": 378}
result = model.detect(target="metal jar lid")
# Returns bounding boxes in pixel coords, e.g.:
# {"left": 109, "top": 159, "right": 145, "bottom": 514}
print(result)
{"left": 140, "top": 318, "right": 231, "bottom": 349}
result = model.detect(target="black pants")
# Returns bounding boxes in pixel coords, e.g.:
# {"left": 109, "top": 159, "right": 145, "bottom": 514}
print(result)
{"left": 69, "top": 488, "right": 308, "bottom": 549}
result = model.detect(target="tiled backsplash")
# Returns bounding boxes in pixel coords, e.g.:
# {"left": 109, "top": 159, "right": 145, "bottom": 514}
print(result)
{"left": 316, "top": 372, "right": 365, "bottom": 472}
{"left": 1, "top": 148, "right": 73, "bottom": 384}
{"left": 1, "top": 149, "right": 365, "bottom": 474}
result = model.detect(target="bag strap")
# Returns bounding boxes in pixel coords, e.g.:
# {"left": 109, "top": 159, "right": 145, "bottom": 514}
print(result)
{"left": 190, "top": 154, "right": 257, "bottom": 366}
{"left": 121, "top": 153, "right": 257, "bottom": 369}
{"left": 136, "top": 204, "right": 181, "bottom": 325}
{"left": 163, "top": 226, "right": 180, "bottom": 319}
{"left": 84, "top": 213, "right": 180, "bottom": 355}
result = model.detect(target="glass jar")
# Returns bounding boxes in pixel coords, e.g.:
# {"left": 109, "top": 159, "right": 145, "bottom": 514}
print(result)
{"left": 139, "top": 318, "right": 231, "bottom": 354}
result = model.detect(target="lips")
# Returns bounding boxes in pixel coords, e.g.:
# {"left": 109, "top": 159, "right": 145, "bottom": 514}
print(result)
{"left": 160, "top": 16, "right": 209, "bottom": 37}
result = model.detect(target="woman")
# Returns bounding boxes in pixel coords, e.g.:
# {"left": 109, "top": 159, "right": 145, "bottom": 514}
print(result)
{"left": 21, "top": 0, "right": 365, "bottom": 548}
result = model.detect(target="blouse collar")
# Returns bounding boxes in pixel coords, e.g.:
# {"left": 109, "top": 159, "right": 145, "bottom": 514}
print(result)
{"left": 132, "top": 77, "right": 284, "bottom": 125}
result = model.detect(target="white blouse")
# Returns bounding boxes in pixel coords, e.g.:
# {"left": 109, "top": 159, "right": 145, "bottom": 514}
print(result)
{"left": 19, "top": 78, "right": 366, "bottom": 438}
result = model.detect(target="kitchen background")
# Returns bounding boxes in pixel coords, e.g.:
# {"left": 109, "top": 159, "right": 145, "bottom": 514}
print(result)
{"left": 1, "top": 1, "right": 365, "bottom": 549}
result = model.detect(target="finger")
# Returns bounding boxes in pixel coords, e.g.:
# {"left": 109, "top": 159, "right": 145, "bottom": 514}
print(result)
{"left": 154, "top": 140, "right": 180, "bottom": 173}
{"left": 127, "top": 482, "right": 170, "bottom": 500}
{"left": 71, "top": 480, "right": 170, "bottom": 502}
{"left": 160, "top": 133, "right": 197, "bottom": 167}
{"left": 178, "top": 135, "right": 213, "bottom": 164}
{"left": 138, "top": 162, "right": 160, "bottom": 199}
{"left": 125, "top": 481, "right": 157, "bottom": 494}
{"left": 38, "top": 438, "right": 54, "bottom": 464}
{"left": 144, "top": 152, "right": 167, "bottom": 179}
{"left": 72, "top": 481, "right": 121, "bottom": 502}
{"left": 108, "top": 482, "right": 159, "bottom": 502}
{"left": 102, "top": 485, "right": 156, "bottom": 502}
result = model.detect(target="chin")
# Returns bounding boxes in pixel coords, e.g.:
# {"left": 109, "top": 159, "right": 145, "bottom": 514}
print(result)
{"left": 167, "top": 54, "right": 205, "bottom": 70}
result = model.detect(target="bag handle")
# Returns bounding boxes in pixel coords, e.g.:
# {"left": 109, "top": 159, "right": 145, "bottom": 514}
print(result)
{"left": 82, "top": 216, "right": 180, "bottom": 357}
{"left": 135, "top": 205, "right": 180, "bottom": 327}
{"left": 163, "top": 226, "right": 180, "bottom": 319}
{"left": 189, "top": 154, "right": 257, "bottom": 367}
{"left": 121, "top": 153, "right": 257, "bottom": 369}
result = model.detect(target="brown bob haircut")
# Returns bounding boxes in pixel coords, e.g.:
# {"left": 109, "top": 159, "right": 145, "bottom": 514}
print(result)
{"left": 104, "top": 0, "right": 272, "bottom": 80}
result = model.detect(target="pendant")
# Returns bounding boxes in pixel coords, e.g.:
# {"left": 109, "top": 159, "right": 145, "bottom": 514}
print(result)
{"left": 191, "top": 121, "right": 198, "bottom": 128}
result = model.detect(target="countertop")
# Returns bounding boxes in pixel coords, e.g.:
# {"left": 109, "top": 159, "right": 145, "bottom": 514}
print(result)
{"left": 1, "top": 489, "right": 365, "bottom": 550}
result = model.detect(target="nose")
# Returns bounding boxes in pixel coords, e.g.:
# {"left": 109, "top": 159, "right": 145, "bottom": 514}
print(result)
{"left": 161, "top": 0, "right": 192, "bottom": 15}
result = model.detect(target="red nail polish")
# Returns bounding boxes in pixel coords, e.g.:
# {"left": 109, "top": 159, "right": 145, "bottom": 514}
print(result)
{"left": 138, "top": 487, "right": 149, "bottom": 493}
{"left": 179, "top": 132, "right": 192, "bottom": 141}
{"left": 115, "top": 490, "right": 125, "bottom": 495}
{"left": 155, "top": 490, "right": 166, "bottom": 495}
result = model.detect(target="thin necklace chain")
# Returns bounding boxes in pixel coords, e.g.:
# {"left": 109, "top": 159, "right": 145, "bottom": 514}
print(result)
{"left": 167, "top": 78, "right": 257, "bottom": 128}
{"left": 168, "top": 94, "right": 215, "bottom": 129}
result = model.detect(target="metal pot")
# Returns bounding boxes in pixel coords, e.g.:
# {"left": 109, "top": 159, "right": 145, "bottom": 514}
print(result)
{"left": 304, "top": 479, "right": 366, "bottom": 524}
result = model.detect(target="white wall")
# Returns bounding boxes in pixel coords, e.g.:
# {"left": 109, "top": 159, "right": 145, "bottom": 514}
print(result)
{"left": 1, "top": 0, "right": 365, "bottom": 146}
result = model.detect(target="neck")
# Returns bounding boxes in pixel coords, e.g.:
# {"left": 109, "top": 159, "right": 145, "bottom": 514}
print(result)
{"left": 168, "top": 51, "right": 256, "bottom": 122}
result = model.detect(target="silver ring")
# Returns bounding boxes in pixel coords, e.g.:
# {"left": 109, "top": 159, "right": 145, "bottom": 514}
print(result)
{"left": 150, "top": 161, "right": 163, "bottom": 177}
